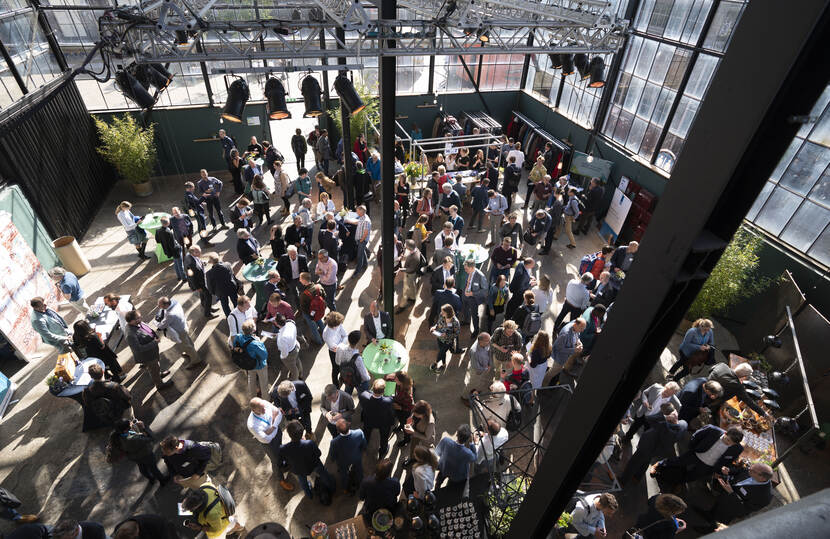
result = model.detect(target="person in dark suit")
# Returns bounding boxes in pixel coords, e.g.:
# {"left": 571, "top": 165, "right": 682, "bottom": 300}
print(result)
{"left": 205, "top": 254, "right": 238, "bottom": 316}
{"left": 235, "top": 228, "right": 260, "bottom": 264}
{"left": 185, "top": 246, "right": 216, "bottom": 318}
{"left": 708, "top": 362, "right": 772, "bottom": 420}
{"left": 319, "top": 219, "right": 341, "bottom": 264}
{"left": 113, "top": 514, "right": 178, "bottom": 539}
{"left": 430, "top": 256, "right": 456, "bottom": 294}
{"left": 456, "top": 259, "right": 489, "bottom": 337}
{"left": 702, "top": 462, "right": 773, "bottom": 525}
{"left": 154, "top": 217, "right": 186, "bottom": 282}
{"left": 277, "top": 246, "right": 309, "bottom": 305}
{"left": 363, "top": 300, "right": 392, "bottom": 343}
{"left": 6, "top": 524, "right": 51, "bottom": 539}
{"left": 51, "top": 519, "right": 107, "bottom": 539}
{"left": 285, "top": 215, "right": 304, "bottom": 251}
{"left": 429, "top": 277, "right": 462, "bottom": 326}
{"left": 280, "top": 420, "right": 334, "bottom": 499}
{"left": 505, "top": 257, "right": 537, "bottom": 313}
{"left": 272, "top": 380, "right": 313, "bottom": 434}
{"left": 654, "top": 425, "right": 744, "bottom": 488}
{"left": 358, "top": 459, "right": 401, "bottom": 524}
{"left": 620, "top": 403, "right": 687, "bottom": 486}
{"left": 329, "top": 418, "right": 367, "bottom": 492}
{"left": 590, "top": 271, "right": 617, "bottom": 307}
{"left": 678, "top": 378, "right": 723, "bottom": 425}
{"left": 360, "top": 379, "right": 396, "bottom": 460}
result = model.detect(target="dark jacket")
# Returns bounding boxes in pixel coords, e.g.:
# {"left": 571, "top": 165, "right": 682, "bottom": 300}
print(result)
{"left": 623, "top": 418, "right": 688, "bottom": 482}
{"left": 79, "top": 522, "right": 108, "bottom": 539}
{"left": 431, "top": 289, "right": 462, "bottom": 318}
{"left": 708, "top": 363, "right": 767, "bottom": 417}
{"left": 363, "top": 311, "right": 392, "bottom": 341}
{"left": 155, "top": 226, "right": 181, "bottom": 258}
{"left": 271, "top": 380, "right": 313, "bottom": 416}
{"left": 280, "top": 439, "right": 323, "bottom": 475}
{"left": 359, "top": 391, "right": 395, "bottom": 429}
{"left": 678, "top": 377, "right": 710, "bottom": 423}
{"left": 509, "top": 264, "right": 533, "bottom": 295}
{"left": 503, "top": 163, "right": 521, "bottom": 190}
{"left": 610, "top": 245, "right": 635, "bottom": 273}
{"left": 591, "top": 279, "right": 617, "bottom": 306}
{"left": 84, "top": 380, "right": 131, "bottom": 414}
{"left": 430, "top": 265, "right": 456, "bottom": 293}
{"left": 162, "top": 439, "right": 212, "bottom": 478}
{"left": 319, "top": 229, "right": 340, "bottom": 260}
{"left": 206, "top": 261, "right": 238, "bottom": 297}
{"left": 277, "top": 253, "right": 309, "bottom": 282}
{"left": 185, "top": 254, "right": 207, "bottom": 290}
{"left": 688, "top": 425, "right": 743, "bottom": 469}
{"left": 329, "top": 429, "right": 367, "bottom": 468}
{"left": 634, "top": 495, "right": 681, "bottom": 539}
{"left": 291, "top": 133, "right": 307, "bottom": 156}
{"left": 284, "top": 224, "right": 302, "bottom": 247}
{"left": 236, "top": 237, "right": 260, "bottom": 263}
{"left": 713, "top": 469, "right": 773, "bottom": 523}
{"left": 359, "top": 476, "right": 401, "bottom": 517}
{"left": 582, "top": 184, "right": 605, "bottom": 212}
{"left": 184, "top": 191, "right": 206, "bottom": 217}
{"left": 114, "top": 514, "right": 178, "bottom": 539}
{"left": 6, "top": 524, "right": 51, "bottom": 539}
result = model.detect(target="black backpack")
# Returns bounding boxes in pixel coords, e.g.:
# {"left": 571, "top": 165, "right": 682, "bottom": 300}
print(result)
{"left": 506, "top": 395, "right": 522, "bottom": 432}
{"left": 522, "top": 305, "right": 542, "bottom": 336}
{"left": 83, "top": 389, "right": 122, "bottom": 425}
{"left": 339, "top": 353, "right": 361, "bottom": 388}
{"left": 313, "top": 472, "right": 335, "bottom": 506}
{"left": 231, "top": 336, "right": 258, "bottom": 370}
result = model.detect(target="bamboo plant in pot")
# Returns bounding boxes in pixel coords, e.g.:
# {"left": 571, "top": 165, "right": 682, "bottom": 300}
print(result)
{"left": 93, "top": 114, "right": 157, "bottom": 197}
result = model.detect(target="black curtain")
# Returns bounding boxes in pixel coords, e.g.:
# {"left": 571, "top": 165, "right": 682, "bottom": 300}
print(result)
{"left": 0, "top": 78, "right": 112, "bottom": 239}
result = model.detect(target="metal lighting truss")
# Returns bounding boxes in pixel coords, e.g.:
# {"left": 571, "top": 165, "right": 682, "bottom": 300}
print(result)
{"left": 94, "top": 0, "right": 627, "bottom": 66}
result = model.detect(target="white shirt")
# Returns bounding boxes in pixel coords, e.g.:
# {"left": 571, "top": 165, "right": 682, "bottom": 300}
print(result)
{"left": 315, "top": 200, "right": 336, "bottom": 219}
{"left": 290, "top": 257, "right": 300, "bottom": 279}
{"left": 227, "top": 305, "right": 258, "bottom": 346}
{"left": 327, "top": 394, "right": 342, "bottom": 418}
{"left": 323, "top": 324, "right": 347, "bottom": 351}
{"left": 247, "top": 403, "right": 283, "bottom": 444}
{"left": 335, "top": 343, "right": 370, "bottom": 381}
{"left": 413, "top": 464, "right": 436, "bottom": 497}
{"left": 507, "top": 149, "right": 525, "bottom": 169}
{"left": 476, "top": 428, "right": 509, "bottom": 464}
{"left": 532, "top": 287, "right": 554, "bottom": 314}
{"left": 372, "top": 314, "right": 385, "bottom": 340}
{"left": 697, "top": 437, "right": 731, "bottom": 467}
{"left": 434, "top": 232, "right": 458, "bottom": 250}
{"left": 647, "top": 394, "right": 672, "bottom": 417}
{"left": 117, "top": 209, "right": 138, "bottom": 231}
{"left": 277, "top": 320, "right": 298, "bottom": 357}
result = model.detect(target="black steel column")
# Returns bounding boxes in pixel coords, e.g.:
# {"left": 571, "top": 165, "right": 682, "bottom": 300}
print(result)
{"left": 0, "top": 39, "right": 27, "bottom": 95}
{"left": 509, "top": 0, "right": 830, "bottom": 536}
{"left": 519, "top": 31, "right": 534, "bottom": 90}
{"left": 336, "top": 27, "right": 354, "bottom": 209}
{"left": 29, "top": 0, "right": 68, "bottom": 72}
{"left": 458, "top": 54, "right": 490, "bottom": 114}
{"left": 320, "top": 30, "right": 332, "bottom": 132}
{"left": 195, "top": 36, "right": 213, "bottom": 107}
{"left": 380, "top": 0, "right": 397, "bottom": 323}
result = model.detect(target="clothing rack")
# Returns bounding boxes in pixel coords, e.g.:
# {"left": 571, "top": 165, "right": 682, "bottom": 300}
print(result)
{"left": 507, "top": 110, "right": 573, "bottom": 175}
{"left": 459, "top": 111, "right": 503, "bottom": 136}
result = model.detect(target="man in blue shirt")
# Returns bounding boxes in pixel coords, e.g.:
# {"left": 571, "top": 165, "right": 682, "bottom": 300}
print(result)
{"left": 233, "top": 320, "right": 269, "bottom": 398}
{"left": 549, "top": 318, "right": 586, "bottom": 382}
{"left": 48, "top": 267, "right": 90, "bottom": 316}
{"left": 328, "top": 418, "right": 367, "bottom": 493}
{"left": 435, "top": 424, "right": 476, "bottom": 500}
{"left": 196, "top": 169, "right": 227, "bottom": 229}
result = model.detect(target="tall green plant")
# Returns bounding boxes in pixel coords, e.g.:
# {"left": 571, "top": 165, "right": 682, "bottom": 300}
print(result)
{"left": 93, "top": 114, "right": 157, "bottom": 184}
{"left": 687, "top": 226, "right": 771, "bottom": 319}
{"left": 327, "top": 82, "right": 379, "bottom": 149}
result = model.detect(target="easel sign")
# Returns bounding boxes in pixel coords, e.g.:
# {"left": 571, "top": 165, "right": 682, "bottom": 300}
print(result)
{"left": 599, "top": 188, "right": 633, "bottom": 244}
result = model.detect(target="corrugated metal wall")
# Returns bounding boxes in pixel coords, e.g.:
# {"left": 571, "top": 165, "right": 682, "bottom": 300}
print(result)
{"left": 0, "top": 78, "right": 112, "bottom": 240}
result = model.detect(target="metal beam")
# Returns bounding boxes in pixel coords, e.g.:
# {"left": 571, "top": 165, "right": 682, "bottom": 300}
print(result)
{"left": 519, "top": 30, "right": 534, "bottom": 90}
{"left": 380, "top": 0, "right": 397, "bottom": 325}
{"left": 29, "top": 0, "right": 68, "bottom": 72}
{"left": 458, "top": 53, "right": 491, "bottom": 114}
{"left": 508, "top": 0, "right": 830, "bottom": 536}
{"left": 0, "top": 38, "right": 28, "bottom": 95}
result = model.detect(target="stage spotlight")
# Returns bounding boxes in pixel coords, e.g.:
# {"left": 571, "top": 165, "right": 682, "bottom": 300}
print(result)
{"left": 333, "top": 72, "right": 365, "bottom": 115}
{"left": 561, "top": 54, "right": 575, "bottom": 75}
{"left": 574, "top": 53, "right": 590, "bottom": 79}
{"left": 763, "top": 335, "right": 783, "bottom": 348}
{"left": 770, "top": 371, "right": 790, "bottom": 385}
{"left": 549, "top": 54, "right": 564, "bottom": 69}
{"left": 138, "top": 63, "right": 174, "bottom": 91}
{"left": 115, "top": 69, "right": 156, "bottom": 109}
{"left": 477, "top": 27, "right": 490, "bottom": 42}
{"left": 221, "top": 78, "right": 250, "bottom": 123}
{"left": 588, "top": 57, "right": 606, "bottom": 87}
{"left": 301, "top": 75, "right": 323, "bottom": 117}
{"left": 264, "top": 77, "right": 290, "bottom": 120}
{"left": 175, "top": 30, "right": 189, "bottom": 46}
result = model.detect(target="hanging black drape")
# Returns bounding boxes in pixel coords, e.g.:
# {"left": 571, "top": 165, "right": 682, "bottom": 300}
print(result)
{"left": 0, "top": 77, "right": 112, "bottom": 239}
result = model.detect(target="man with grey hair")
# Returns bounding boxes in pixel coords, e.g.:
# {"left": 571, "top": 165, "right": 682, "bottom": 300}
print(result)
{"left": 554, "top": 272, "right": 594, "bottom": 332}
{"left": 48, "top": 267, "right": 91, "bottom": 315}
{"left": 155, "top": 215, "right": 186, "bottom": 281}
{"left": 156, "top": 296, "right": 202, "bottom": 368}
{"left": 395, "top": 239, "right": 422, "bottom": 313}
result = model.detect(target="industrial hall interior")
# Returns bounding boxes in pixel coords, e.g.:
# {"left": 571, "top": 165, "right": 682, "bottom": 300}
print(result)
{"left": 1, "top": 0, "right": 830, "bottom": 538}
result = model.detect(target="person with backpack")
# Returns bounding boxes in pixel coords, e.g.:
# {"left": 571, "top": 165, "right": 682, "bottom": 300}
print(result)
{"left": 335, "top": 330, "right": 371, "bottom": 395}
{"left": 232, "top": 320, "right": 269, "bottom": 398}
{"left": 160, "top": 435, "right": 214, "bottom": 489}
{"left": 579, "top": 246, "right": 614, "bottom": 283}
{"left": 562, "top": 187, "right": 580, "bottom": 249}
{"left": 280, "top": 420, "right": 334, "bottom": 500}
{"left": 107, "top": 419, "right": 167, "bottom": 485}
{"left": 511, "top": 291, "right": 542, "bottom": 345}
{"left": 181, "top": 480, "right": 246, "bottom": 538}
{"left": 83, "top": 363, "right": 132, "bottom": 426}
{"left": 227, "top": 295, "right": 257, "bottom": 347}
{"left": 275, "top": 313, "right": 303, "bottom": 380}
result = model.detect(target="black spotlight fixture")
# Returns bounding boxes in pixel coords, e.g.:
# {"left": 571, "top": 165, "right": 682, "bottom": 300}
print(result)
{"left": 549, "top": 53, "right": 563, "bottom": 69}
{"left": 333, "top": 71, "right": 365, "bottom": 115}
{"left": 175, "top": 30, "right": 189, "bottom": 46}
{"left": 588, "top": 57, "right": 606, "bottom": 88}
{"left": 477, "top": 27, "right": 490, "bottom": 43}
{"left": 221, "top": 77, "right": 250, "bottom": 123}
{"left": 264, "top": 77, "right": 290, "bottom": 120}
{"left": 138, "top": 63, "right": 174, "bottom": 91}
{"left": 770, "top": 371, "right": 790, "bottom": 385}
{"left": 763, "top": 335, "right": 783, "bottom": 348}
{"left": 574, "top": 53, "right": 590, "bottom": 79}
{"left": 301, "top": 75, "right": 324, "bottom": 117}
{"left": 115, "top": 69, "right": 156, "bottom": 109}
{"left": 560, "top": 54, "right": 575, "bottom": 75}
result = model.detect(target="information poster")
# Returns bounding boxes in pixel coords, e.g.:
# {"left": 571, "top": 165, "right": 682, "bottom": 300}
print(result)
{"left": 0, "top": 211, "right": 60, "bottom": 358}
{"left": 570, "top": 151, "right": 614, "bottom": 183}
{"left": 599, "top": 188, "right": 633, "bottom": 242}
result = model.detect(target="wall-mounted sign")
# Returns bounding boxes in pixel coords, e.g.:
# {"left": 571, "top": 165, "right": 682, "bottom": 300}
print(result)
{"left": 570, "top": 151, "right": 613, "bottom": 182}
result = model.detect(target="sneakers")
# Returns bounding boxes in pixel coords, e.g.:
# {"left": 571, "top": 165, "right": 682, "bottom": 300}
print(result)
{"left": 566, "top": 244, "right": 576, "bottom": 249}
{"left": 430, "top": 363, "right": 443, "bottom": 373}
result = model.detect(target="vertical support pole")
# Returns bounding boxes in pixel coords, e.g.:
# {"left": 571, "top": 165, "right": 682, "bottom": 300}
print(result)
{"left": 519, "top": 31, "right": 534, "bottom": 90}
{"left": 380, "top": 0, "right": 397, "bottom": 326}
{"left": 336, "top": 28, "right": 353, "bottom": 209}
{"left": 320, "top": 30, "right": 331, "bottom": 132}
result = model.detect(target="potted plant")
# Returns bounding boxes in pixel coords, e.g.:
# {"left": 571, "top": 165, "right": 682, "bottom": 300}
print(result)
{"left": 93, "top": 114, "right": 157, "bottom": 197}
{"left": 404, "top": 161, "right": 427, "bottom": 184}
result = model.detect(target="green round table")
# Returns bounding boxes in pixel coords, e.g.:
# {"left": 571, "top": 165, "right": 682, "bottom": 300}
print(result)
{"left": 241, "top": 258, "right": 277, "bottom": 312}
{"left": 363, "top": 339, "right": 409, "bottom": 381}
{"left": 138, "top": 212, "right": 172, "bottom": 263}
{"left": 454, "top": 243, "right": 489, "bottom": 268}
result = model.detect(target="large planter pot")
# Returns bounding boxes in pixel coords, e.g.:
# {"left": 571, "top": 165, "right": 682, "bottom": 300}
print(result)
{"left": 131, "top": 180, "right": 154, "bottom": 197}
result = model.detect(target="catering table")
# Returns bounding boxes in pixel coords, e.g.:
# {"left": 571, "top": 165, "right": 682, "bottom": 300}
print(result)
{"left": 241, "top": 258, "right": 278, "bottom": 312}
{"left": 327, "top": 515, "right": 368, "bottom": 538}
{"left": 363, "top": 339, "right": 408, "bottom": 379}
{"left": 56, "top": 357, "right": 106, "bottom": 397}
{"left": 138, "top": 212, "right": 173, "bottom": 263}
{"left": 90, "top": 295, "right": 133, "bottom": 348}
{"left": 453, "top": 243, "right": 489, "bottom": 268}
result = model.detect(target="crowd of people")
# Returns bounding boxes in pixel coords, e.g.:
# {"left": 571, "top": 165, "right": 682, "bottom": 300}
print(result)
{"left": 11, "top": 124, "right": 775, "bottom": 539}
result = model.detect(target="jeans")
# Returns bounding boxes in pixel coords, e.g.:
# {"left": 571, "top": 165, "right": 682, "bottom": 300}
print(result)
{"left": 0, "top": 506, "right": 20, "bottom": 521}
{"left": 362, "top": 424, "right": 392, "bottom": 456}
{"left": 193, "top": 211, "right": 207, "bottom": 233}
{"left": 553, "top": 301, "right": 583, "bottom": 331}
{"left": 328, "top": 350, "right": 340, "bottom": 386}
{"left": 295, "top": 153, "right": 305, "bottom": 173}
{"left": 204, "top": 197, "right": 226, "bottom": 227}
{"left": 471, "top": 209, "right": 484, "bottom": 230}
{"left": 322, "top": 283, "right": 337, "bottom": 311}
{"left": 296, "top": 463, "right": 334, "bottom": 498}
{"left": 302, "top": 313, "right": 324, "bottom": 345}
{"left": 173, "top": 254, "right": 186, "bottom": 280}
{"left": 135, "top": 454, "right": 166, "bottom": 481}
{"left": 356, "top": 240, "right": 369, "bottom": 273}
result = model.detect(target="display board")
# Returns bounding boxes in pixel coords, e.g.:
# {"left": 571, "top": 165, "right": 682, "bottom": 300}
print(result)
{"left": 599, "top": 188, "right": 633, "bottom": 243}
{"left": 570, "top": 151, "right": 613, "bottom": 183}
{"left": 0, "top": 211, "right": 60, "bottom": 359}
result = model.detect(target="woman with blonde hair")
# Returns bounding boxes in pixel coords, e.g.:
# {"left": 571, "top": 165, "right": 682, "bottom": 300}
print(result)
{"left": 315, "top": 191, "right": 336, "bottom": 221}
{"left": 669, "top": 318, "right": 715, "bottom": 380}
{"left": 271, "top": 160, "right": 291, "bottom": 216}
{"left": 431, "top": 152, "right": 445, "bottom": 173}
{"left": 116, "top": 201, "right": 149, "bottom": 259}
{"left": 532, "top": 274, "right": 554, "bottom": 314}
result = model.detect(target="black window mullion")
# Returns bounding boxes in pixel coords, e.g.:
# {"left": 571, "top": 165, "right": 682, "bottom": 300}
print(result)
{"left": 0, "top": 40, "right": 27, "bottom": 94}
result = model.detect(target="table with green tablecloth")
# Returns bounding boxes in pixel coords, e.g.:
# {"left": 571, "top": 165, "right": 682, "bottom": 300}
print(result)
{"left": 363, "top": 339, "right": 409, "bottom": 380}
{"left": 138, "top": 212, "right": 173, "bottom": 263}
{"left": 241, "top": 258, "right": 277, "bottom": 312}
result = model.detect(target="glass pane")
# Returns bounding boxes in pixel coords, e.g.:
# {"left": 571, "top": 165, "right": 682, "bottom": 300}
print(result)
{"left": 808, "top": 106, "right": 830, "bottom": 147}
{"left": 647, "top": 0, "right": 673, "bottom": 36}
{"left": 778, "top": 141, "right": 830, "bottom": 195}
{"left": 634, "top": 39, "right": 658, "bottom": 79}
{"left": 680, "top": 0, "right": 714, "bottom": 44}
{"left": 747, "top": 181, "right": 775, "bottom": 221}
{"left": 614, "top": 72, "right": 631, "bottom": 107}
{"left": 622, "top": 75, "right": 645, "bottom": 113}
{"left": 770, "top": 138, "right": 802, "bottom": 182}
{"left": 635, "top": 0, "right": 656, "bottom": 31}
{"left": 754, "top": 187, "right": 804, "bottom": 235}
{"left": 624, "top": 36, "right": 643, "bottom": 72}
{"left": 799, "top": 85, "right": 830, "bottom": 138}
{"left": 604, "top": 105, "right": 621, "bottom": 137}
{"left": 703, "top": 0, "right": 745, "bottom": 52}
{"left": 780, "top": 201, "right": 830, "bottom": 252}
{"left": 640, "top": 123, "right": 662, "bottom": 159}
{"left": 650, "top": 43, "right": 676, "bottom": 85}
{"left": 807, "top": 224, "right": 830, "bottom": 266}
{"left": 685, "top": 54, "right": 719, "bottom": 100}
{"left": 637, "top": 82, "right": 660, "bottom": 119}
{"left": 669, "top": 95, "right": 699, "bottom": 138}
{"left": 613, "top": 109, "right": 634, "bottom": 144}
{"left": 808, "top": 168, "right": 830, "bottom": 206}
{"left": 651, "top": 87, "right": 676, "bottom": 126}
{"left": 664, "top": 0, "right": 692, "bottom": 41}
{"left": 664, "top": 49, "right": 691, "bottom": 90}
{"left": 626, "top": 117, "right": 648, "bottom": 153}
